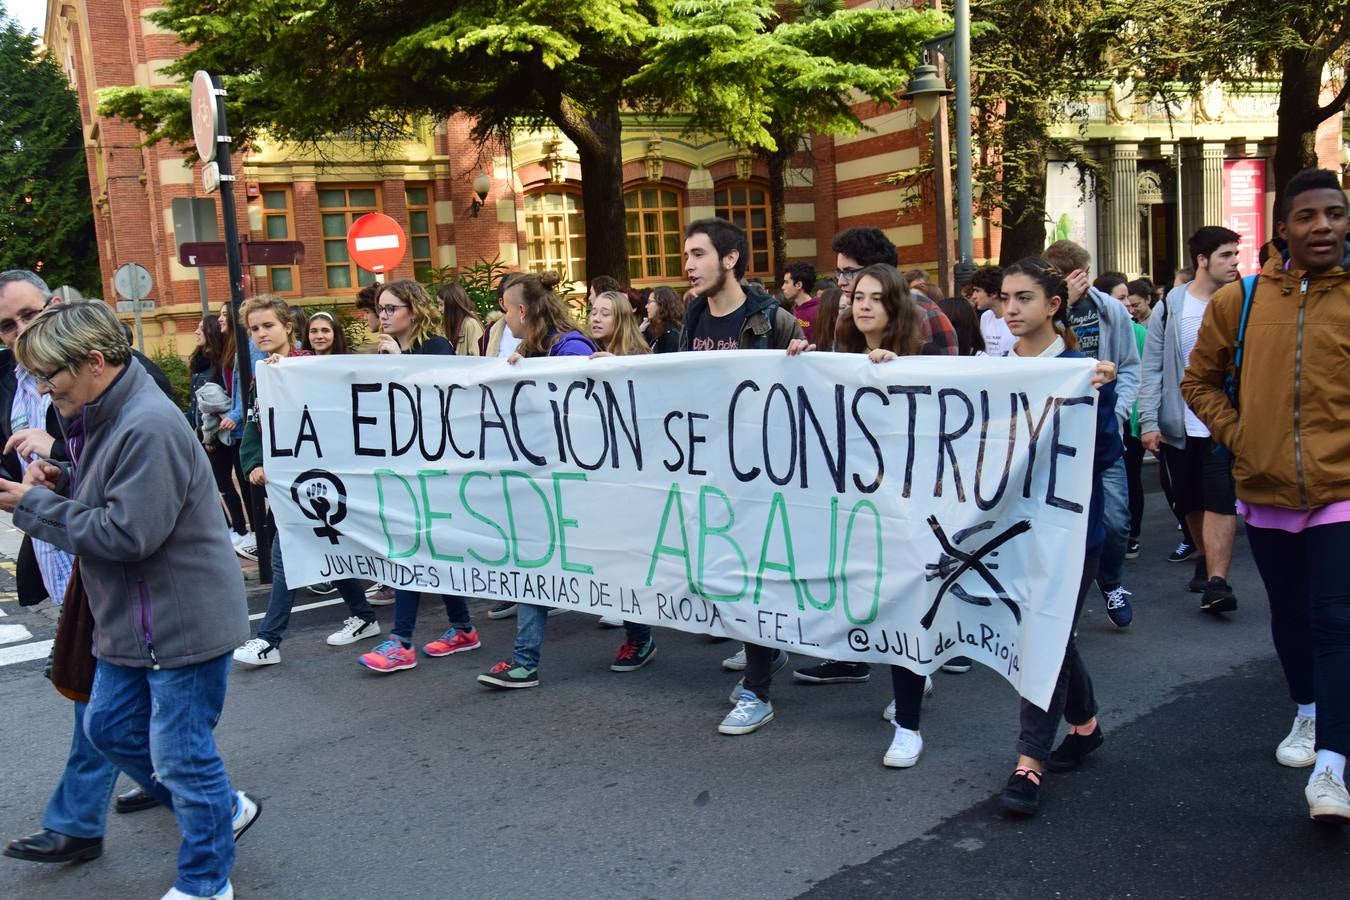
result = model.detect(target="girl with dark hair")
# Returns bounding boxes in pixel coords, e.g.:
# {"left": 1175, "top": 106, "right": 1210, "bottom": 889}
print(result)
{"left": 437, "top": 282, "right": 484, "bottom": 356}
{"left": 303, "top": 311, "right": 349, "bottom": 355}
{"left": 189, "top": 314, "right": 250, "bottom": 543}
{"left": 995, "top": 256, "right": 1120, "bottom": 816}
{"left": 216, "top": 302, "right": 264, "bottom": 559}
{"left": 644, "top": 285, "right": 684, "bottom": 354}
{"left": 937, "top": 296, "right": 986, "bottom": 356}
{"left": 834, "top": 264, "right": 924, "bottom": 358}
{"left": 478, "top": 272, "right": 597, "bottom": 689}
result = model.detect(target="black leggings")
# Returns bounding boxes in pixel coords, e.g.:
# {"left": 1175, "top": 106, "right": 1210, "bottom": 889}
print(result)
{"left": 207, "top": 441, "right": 249, "bottom": 534}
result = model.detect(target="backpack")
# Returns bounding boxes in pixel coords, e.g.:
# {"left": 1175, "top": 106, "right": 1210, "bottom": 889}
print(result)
{"left": 1223, "top": 274, "right": 1259, "bottom": 410}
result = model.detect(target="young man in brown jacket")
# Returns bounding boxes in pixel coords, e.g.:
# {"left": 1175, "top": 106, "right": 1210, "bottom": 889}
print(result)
{"left": 1181, "top": 167, "right": 1350, "bottom": 825}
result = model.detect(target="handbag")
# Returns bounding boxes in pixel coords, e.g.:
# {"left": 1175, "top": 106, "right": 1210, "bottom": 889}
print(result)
{"left": 49, "top": 559, "right": 96, "bottom": 702}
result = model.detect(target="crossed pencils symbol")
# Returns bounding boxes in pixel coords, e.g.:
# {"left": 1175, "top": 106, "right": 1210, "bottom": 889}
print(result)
{"left": 920, "top": 515, "right": 1032, "bottom": 630}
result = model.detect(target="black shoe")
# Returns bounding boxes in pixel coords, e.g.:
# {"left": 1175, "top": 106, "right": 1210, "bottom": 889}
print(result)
{"left": 792, "top": 660, "right": 871, "bottom": 684}
{"left": 1200, "top": 577, "right": 1237, "bottom": 614}
{"left": 3, "top": 829, "right": 103, "bottom": 863}
{"left": 114, "top": 786, "right": 159, "bottom": 814}
{"left": 1047, "top": 727, "right": 1105, "bottom": 772}
{"left": 999, "top": 769, "right": 1042, "bottom": 817}
{"left": 1125, "top": 540, "right": 1141, "bottom": 559}
{"left": 1188, "top": 558, "right": 1209, "bottom": 593}
{"left": 941, "top": 656, "right": 972, "bottom": 674}
{"left": 1168, "top": 541, "right": 1197, "bottom": 563}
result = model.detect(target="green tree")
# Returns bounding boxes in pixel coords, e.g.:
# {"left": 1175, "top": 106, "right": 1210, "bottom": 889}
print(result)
{"left": 635, "top": 0, "right": 948, "bottom": 272}
{"left": 1089, "top": 0, "right": 1350, "bottom": 215}
{"left": 0, "top": 9, "right": 100, "bottom": 290}
{"left": 99, "top": 1, "right": 693, "bottom": 286}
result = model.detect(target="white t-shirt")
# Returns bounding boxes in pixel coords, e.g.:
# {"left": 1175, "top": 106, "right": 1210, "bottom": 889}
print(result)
{"left": 496, "top": 323, "right": 522, "bottom": 358}
{"left": 1180, "top": 292, "right": 1210, "bottom": 438}
{"left": 980, "top": 309, "right": 1016, "bottom": 357}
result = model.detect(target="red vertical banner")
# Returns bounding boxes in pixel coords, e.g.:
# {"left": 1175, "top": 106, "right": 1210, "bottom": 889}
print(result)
{"left": 1223, "top": 160, "right": 1267, "bottom": 276}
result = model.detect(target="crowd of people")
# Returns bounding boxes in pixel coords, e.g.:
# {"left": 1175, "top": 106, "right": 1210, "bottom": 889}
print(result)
{"left": 0, "top": 165, "right": 1346, "bottom": 899}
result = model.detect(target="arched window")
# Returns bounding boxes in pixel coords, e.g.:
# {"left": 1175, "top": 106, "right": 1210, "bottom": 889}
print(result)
{"left": 523, "top": 189, "right": 586, "bottom": 281}
{"left": 624, "top": 185, "right": 684, "bottom": 281}
{"left": 714, "top": 183, "right": 772, "bottom": 276}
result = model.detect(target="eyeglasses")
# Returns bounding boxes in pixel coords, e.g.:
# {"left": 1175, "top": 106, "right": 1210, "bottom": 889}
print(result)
{"left": 32, "top": 367, "right": 66, "bottom": 389}
{"left": 835, "top": 266, "right": 863, "bottom": 284}
{"left": 377, "top": 304, "right": 408, "bottom": 316}
{"left": 0, "top": 303, "right": 49, "bottom": 337}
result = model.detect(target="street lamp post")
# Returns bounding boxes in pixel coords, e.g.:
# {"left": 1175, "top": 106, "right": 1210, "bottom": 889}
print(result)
{"left": 904, "top": 0, "right": 976, "bottom": 290}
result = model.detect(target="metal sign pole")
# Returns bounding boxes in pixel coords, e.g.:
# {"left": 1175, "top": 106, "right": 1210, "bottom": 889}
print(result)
{"left": 131, "top": 278, "right": 146, "bottom": 349}
{"left": 211, "top": 75, "right": 273, "bottom": 583}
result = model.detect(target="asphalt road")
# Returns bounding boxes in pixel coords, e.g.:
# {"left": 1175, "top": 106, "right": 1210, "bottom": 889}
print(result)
{"left": 0, "top": 475, "right": 1346, "bottom": 899}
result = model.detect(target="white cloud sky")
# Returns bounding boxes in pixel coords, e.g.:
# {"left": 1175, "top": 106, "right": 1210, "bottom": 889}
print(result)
{"left": 7, "top": 0, "right": 49, "bottom": 34}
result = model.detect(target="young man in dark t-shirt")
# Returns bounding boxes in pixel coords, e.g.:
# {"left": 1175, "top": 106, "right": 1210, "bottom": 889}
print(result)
{"left": 678, "top": 218, "right": 803, "bottom": 735}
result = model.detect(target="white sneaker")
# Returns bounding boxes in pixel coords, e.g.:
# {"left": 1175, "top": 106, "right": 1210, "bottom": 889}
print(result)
{"left": 722, "top": 646, "right": 747, "bottom": 671}
{"left": 161, "top": 883, "right": 233, "bottom": 900}
{"left": 1305, "top": 768, "right": 1350, "bottom": 823}
{"left": 231, "top": 789, "right": 261, "bottom": 841}
{"left": 234, "top": 533, "right": 257, "bottom": 562}
{"left": 232, "top": 638, "right": 279, "bottom": 666}
{"left": 326, "top": 616, "right": 381, "bottom": 646}
{"left": 547, "top": 607, "right": 569, "bottom": 618}
{"left": 882, "top": 677, "right": 933, "bottom": 721}
{"left": 883, "top": 724, "right": 924, "bottom": 768}
{"left": 598, "top": 614, "right": 624, "bottom": 628}
{"left": 1276, "top": 715, "right": 1317, "bottom": 767}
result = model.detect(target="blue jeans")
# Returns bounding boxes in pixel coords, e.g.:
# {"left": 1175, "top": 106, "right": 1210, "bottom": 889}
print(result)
{"left": 84, "top": 654, "right": 236, "bottom": 897}
{"left": 513, "top": 603, "right": 549, "bottom": 669}
{"left": 258, "top": 533, "right": 376, "bottom": 645}
{"left": 391, "top": 589, "right": 472, "bottom": 644}
{"left": 42, "top": 700, "right": 119, "bottom": 839}
{"left": 1095, "top": 456, "right": 1130, "bottom": 591}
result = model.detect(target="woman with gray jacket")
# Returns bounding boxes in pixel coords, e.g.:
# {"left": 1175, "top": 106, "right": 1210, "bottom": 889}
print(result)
{"left": 0, "top": 302, "right": 259, "bottom": 900}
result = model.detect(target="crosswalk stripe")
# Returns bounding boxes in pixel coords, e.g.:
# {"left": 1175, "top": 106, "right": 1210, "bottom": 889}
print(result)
{"left": 248, "top": 597, "right": 345, "bottom": 622}
{"left": 0, "top": 639, "right": 51, "bottom": 665}
{"left": 0, "top": 623, "right": 32, "bottom": 645}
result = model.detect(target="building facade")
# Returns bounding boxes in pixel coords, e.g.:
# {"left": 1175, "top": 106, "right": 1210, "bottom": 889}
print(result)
{"left": 43, "top": 1, "right": 947, "bottom": 354}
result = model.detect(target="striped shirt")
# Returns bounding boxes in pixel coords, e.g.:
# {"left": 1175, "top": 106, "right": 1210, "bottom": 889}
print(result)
{"left": 10, "top": 367, "right": 75, "bottom": 602}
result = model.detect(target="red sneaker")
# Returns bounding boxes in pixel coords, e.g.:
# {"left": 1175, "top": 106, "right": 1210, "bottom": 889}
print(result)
{"left": 422, "top": 627, "right": 481, "bottom": 657}
{"left": 358, "top": 640, "right": 417, "bottom": 673}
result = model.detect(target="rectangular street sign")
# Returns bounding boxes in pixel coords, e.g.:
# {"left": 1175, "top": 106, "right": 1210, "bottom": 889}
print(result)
{"left": 115, "top": 300, "right": 156, "bottom": 313}
{"left": 179, "top": 240, "right": 305, "bottom": 267}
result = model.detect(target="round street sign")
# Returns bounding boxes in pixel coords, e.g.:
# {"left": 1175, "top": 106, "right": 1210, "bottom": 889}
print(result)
{"left": 191, "top": 70, "right": 219, "bottom": 162}
{"left": 346, "top": 213, "right": 407, "bottom": 274}
{"left": 113, "top": 263, "right": 153, "bottom": 301}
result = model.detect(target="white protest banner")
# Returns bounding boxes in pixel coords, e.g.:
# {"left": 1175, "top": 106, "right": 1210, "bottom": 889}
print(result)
{"left": 258, "top": 351, "right": 1098, "bottom": 708}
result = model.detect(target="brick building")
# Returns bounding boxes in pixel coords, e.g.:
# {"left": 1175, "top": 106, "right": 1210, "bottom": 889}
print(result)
{"left": 42, "top": 2, "right": 1341, "bottom": 355}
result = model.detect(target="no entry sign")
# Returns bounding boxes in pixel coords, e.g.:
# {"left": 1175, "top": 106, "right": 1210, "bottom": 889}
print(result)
{"left": 346, "top": 213, "right": 407, "bottom": 274}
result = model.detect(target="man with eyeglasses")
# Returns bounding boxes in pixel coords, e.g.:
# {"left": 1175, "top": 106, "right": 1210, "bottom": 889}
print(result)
{"left": 831, "top": 227, "right": 959, "bottom": 356}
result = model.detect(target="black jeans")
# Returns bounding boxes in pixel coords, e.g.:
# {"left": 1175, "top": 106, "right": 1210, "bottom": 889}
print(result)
{"left": 744, "top": 643, "right": 776, "bottom": 701}
{"left": 1156, "top": 449, "right": 1193, "bottom": 545}
{"left": 1246, "top": 521, "right": 1350, "bottom": 755}
{"left": 1017, "top": 555, "right": 1100, "bottom": 761}
{"left": 206, "top": 441, "right": 248, "bottom": 535}
{"left": 1124, "top": 433, "right": 1145, "bottom": 540}
{"left": 890, "top": 665, "right": 926, "bottom": 730}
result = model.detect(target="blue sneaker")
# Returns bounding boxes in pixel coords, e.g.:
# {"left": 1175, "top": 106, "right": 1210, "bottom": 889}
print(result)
{"left": 231, "top": 790, "right": 261, "bottom": 842}
{"left": 1103, "top": 586, "right": 1133, "bottom": 628}
{"left": 718, "top": 688, "right": 774, "bottom": 735}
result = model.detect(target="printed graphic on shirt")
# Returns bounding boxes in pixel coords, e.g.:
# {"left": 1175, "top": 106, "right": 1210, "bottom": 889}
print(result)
{"left": 980, "top": 309, "right": 1016, "bottom": 357}
{"left": 691, "top": 306, "right": 746, "bottom": 351}
{"left": 1068, "top": 299, "right": 1100, "bottom": 359}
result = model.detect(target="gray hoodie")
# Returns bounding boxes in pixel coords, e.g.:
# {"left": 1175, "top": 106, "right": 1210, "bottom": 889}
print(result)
{"left": 1075, "top": 286, "right": 1140, "bottom": 426}
{"left": 14, "top": 362, "right": 249, "bottom": 668}
{"left": 1136, "top": 282, "right": 1192, "bottom": 447}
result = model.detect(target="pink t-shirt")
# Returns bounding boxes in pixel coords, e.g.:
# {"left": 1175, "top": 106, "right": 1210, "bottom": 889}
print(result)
{"left": 1238, "top": 499, "right": 1350, "bottom": 533}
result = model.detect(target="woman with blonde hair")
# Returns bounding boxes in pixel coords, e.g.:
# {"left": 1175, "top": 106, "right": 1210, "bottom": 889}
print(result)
{"left": 589, "top": 289, "right": 651, "bottom": 357}
{"left": 371, "top": 279, "right": 451, "bottom": 356}
{"left": 437, "top": 282, "right": 484, "bottom": 356}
